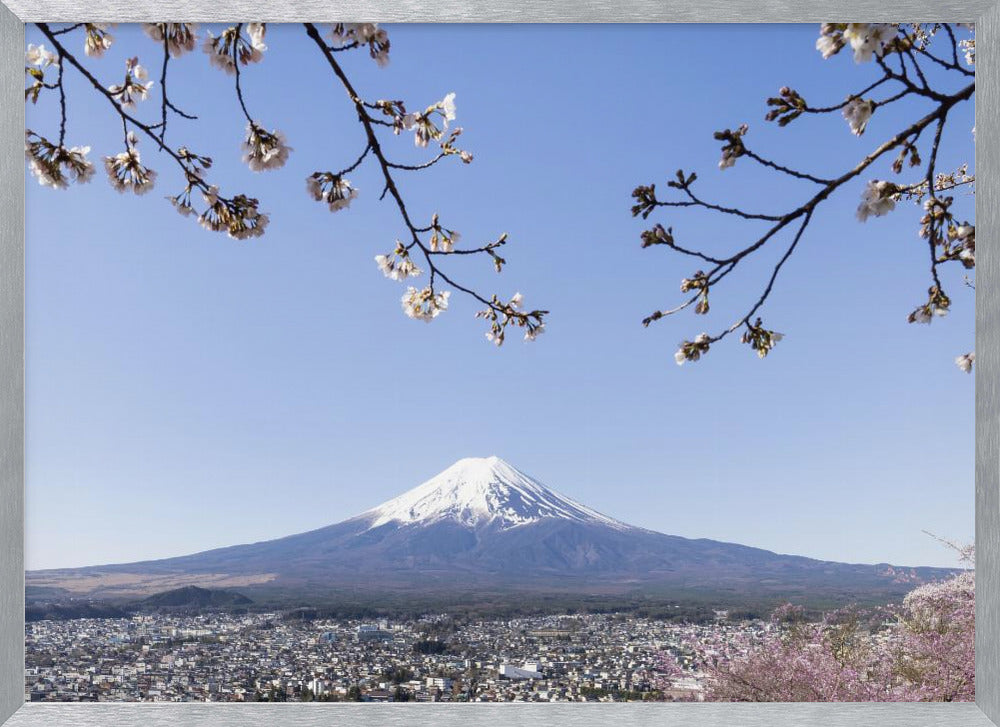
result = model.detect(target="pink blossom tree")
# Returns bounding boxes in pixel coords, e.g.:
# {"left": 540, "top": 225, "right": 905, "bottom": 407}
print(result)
{"left": 664, "top": 545, "right": 974, "bottom": 701}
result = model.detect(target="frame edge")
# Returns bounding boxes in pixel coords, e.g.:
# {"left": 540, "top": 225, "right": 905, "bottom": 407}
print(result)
{"left": 0, "top": 0, "right": 23, "bottom": 724}
{"left": 1, "top": 6, "right": 997, "bottom": 727}
{"left": 978, "top": 1, "right": 1000, "bottom": 723}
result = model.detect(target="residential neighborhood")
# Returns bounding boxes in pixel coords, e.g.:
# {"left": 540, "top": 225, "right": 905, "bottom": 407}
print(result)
{"left": 24, "top": 611, "right": 768, "bottom": 702}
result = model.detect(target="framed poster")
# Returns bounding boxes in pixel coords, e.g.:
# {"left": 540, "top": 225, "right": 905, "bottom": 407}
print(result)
{"left": 1, "top": 5, "right": 998, "bottom": 727}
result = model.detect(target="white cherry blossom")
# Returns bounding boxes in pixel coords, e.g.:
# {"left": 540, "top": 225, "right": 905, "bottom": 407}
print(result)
{"left": 26, "top": 43, "right": 58, "bottom": 68}
{"left": 103, "top": 134, "right": 157, "bottom": 195}
{"left": 401, "top": 286, "right": 450, "bottom": 321}
{"left": 843, "top": 23, "right": 894, "bottom": 63}
{"left": 856, "top": 180, "right": 896, "bottom": 222}
{"left": 142, "top": 23, "right": 199, "bottom": 57}
{"left": 955, "top": 352, "right": 975, "bottom": 373}
{"left": 375, "top": 249, "right": 421, "bottom": 281}
{"left": 25, "top": 132, "right": 95, "bottom": 189}
{"left": 84, "top": 24, "right": 114, "bottom": 58}
{"left": 247, "top": 23, "right": 267, "bottom": 52}
{"left": 242, "top": 123, "right": 291, "bottom": 172}
{"left": 842, "top": 97, "right": 873, "bottom": 136}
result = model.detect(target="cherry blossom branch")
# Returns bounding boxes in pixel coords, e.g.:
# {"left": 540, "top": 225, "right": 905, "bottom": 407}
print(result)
{"left": 924, "top": 116, "right": 948, "bottom": 289}
{"left": 38, "top": 23, "right": 202, "bottom": 178}
{"left": 632, "top": 23, "right": 975, "bottom": 366}
{"left": 27, "top": 22, "right": 545, "bottom": 342}
{"left": 35, "top": 23, "right": 268, "bottom": 239}
{"left": 302, "top": 22, "right": 546, "bottom": 343}
{"left": 151, "top": 32, "right": 198, "bottom": 146}
{"left": 799, "top": 76, "right": 892, "bottom": 113}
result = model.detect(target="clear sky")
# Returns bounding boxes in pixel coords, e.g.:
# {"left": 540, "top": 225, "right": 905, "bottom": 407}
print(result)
{"left": 24, "top": 23, "right": 975, "bottom": 570}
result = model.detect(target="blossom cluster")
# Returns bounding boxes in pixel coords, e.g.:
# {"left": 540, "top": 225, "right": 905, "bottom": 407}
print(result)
{"left": 842, "top": 97, "right": 874, "bottom": 136}
{"left": 25, "top": 44, "right": 59, "bottom": 105}
{"left": 740, "top": 318, "right": 784, "bottom": 359}
{"left": 83, "top": 23, "right": 114, "bottom": 58}
{"left": 368, "top": 97, "right": 471, "bottom": 161}
{"left": 375, "top": 244, "right": 422, "bottom": 281}
{"left": 919, "top": 196, "right": 975, "bottom": 269}
{"left": 630, "top": 185, "right": 661, "bottom": 221}
{"left": 103, "top": 132, "right": 157, "bottom": 194}
{"left": 715, "top": 124, "right": 748, "bottom": 170}
{"left": 439, "top": 127, "right": 474, "bottom": 164}
{"left": 680, "top": 271, "right": 710, "bottom": 315}
{"left": 141, "top": 23, "right": 199, "bottom": 57}
{"left": 241, "top": 122, "right": 291, "bottom": 172}
{"left": 816, "top": 23, "right": 897, "bottom": 63}
{"left": 960, "top": 37, "right": 975, "bottom": 66}
{"left": 197, "top": 186, "right": 269, "bottom": 240}
{"left": 640, "top": 223, "right": 674, "bottom": 248}
{"left": 401, "top": 286, "right": 450, "bottom": 322}
{"left": 25, "top": 43, "right": 58, "bottom": 68}
{"left": 306, "top": 172, "right": 358, "bottom": 212}
{"left": 764, "top": 86, "right": 807, "bottom": 127}
{"left": 477, "top": 292, "right": 545, "bottom": 345}
{"left": 955, "top": 352, "right": 975, "bottom": 374}
{"left": 107, "top": 57, "right": 154, "bottom": 110}
{"left": 907, "top": 285, "right": 951, "bottom": 324}
{"left": 856, "top": 180, "right": 898, "bottom": 222}
{"left": 203, "top": 24, "right": 267, "bottom": 74}
{"left": 674, "top": 333, "right": 711, "bottom": 365}
{"left": 411, "top": 94, "right": 457, "bottom": 148}
{"left": 25, "top": 130, "right": 95, "bottom": 189}
{"left": 330, "top": 23, "right": 390, "bottom": 67}
{"left": 428, "top": 214, "right": 460, "bottom": 253}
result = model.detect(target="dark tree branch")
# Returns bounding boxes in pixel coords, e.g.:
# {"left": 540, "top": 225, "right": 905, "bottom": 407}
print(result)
{"left": 742, "top": 148, "right": 834, "bottom": 185}
{"left": 803, "top": 76, "right": 892, "bottom": 114}
{"left": 157, "top": 33, "right": 170, "bottom": 148}
{"left": 232, "top": 24, "right": 255, "bottom": 124}
{"left": 56, "top": 52, "right": 67, "bottom": 147}
{"left": 49, "top": 23, "right": 83, "bottom": 36}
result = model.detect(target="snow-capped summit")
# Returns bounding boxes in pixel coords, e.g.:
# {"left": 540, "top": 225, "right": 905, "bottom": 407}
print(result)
{"left": 362, "top": 456, "right": 629, "bottom": 531}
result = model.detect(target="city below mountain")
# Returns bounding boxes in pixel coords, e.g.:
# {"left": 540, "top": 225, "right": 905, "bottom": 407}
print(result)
{"left": 27, "top": 457, "right": 955, "bottom": 612}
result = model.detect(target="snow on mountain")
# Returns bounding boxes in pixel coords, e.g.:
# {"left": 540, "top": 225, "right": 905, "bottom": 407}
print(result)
{"left": 362, "top": 456, "right": 631, "bottom": 531}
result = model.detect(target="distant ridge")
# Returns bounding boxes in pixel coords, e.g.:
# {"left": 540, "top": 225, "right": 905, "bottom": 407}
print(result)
{"left": 139, "top": 586, "right": 252, "bottom": 609}
{"left": 26, "top": 586, "right": 252, "bottom": 621}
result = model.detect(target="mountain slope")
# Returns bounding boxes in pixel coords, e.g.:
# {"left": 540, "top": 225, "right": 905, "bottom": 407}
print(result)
{"left": 26, "top": 456, "right": 955, "bottom": 604}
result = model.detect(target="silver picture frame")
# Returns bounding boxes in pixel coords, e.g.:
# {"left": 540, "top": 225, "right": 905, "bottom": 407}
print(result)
{"left": 1, "top": 4, "right": 996, "bottom": 726}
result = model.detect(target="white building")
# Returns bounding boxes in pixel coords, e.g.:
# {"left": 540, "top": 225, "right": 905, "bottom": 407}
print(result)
{"left": 426, "top": 677, "right": 454, "bottom": 690}
{"left": 499, "top": 663, "right": 542, "bottom": 680}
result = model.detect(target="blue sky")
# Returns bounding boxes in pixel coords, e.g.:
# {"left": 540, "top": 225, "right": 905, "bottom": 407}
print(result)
{"left": 25, "top": 24, "right": 975, "bottom": 570}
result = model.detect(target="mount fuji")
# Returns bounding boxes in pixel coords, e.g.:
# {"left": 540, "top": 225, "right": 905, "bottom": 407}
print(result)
{"left": 27, "top": 456, "right": 954, "bottom": 606}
